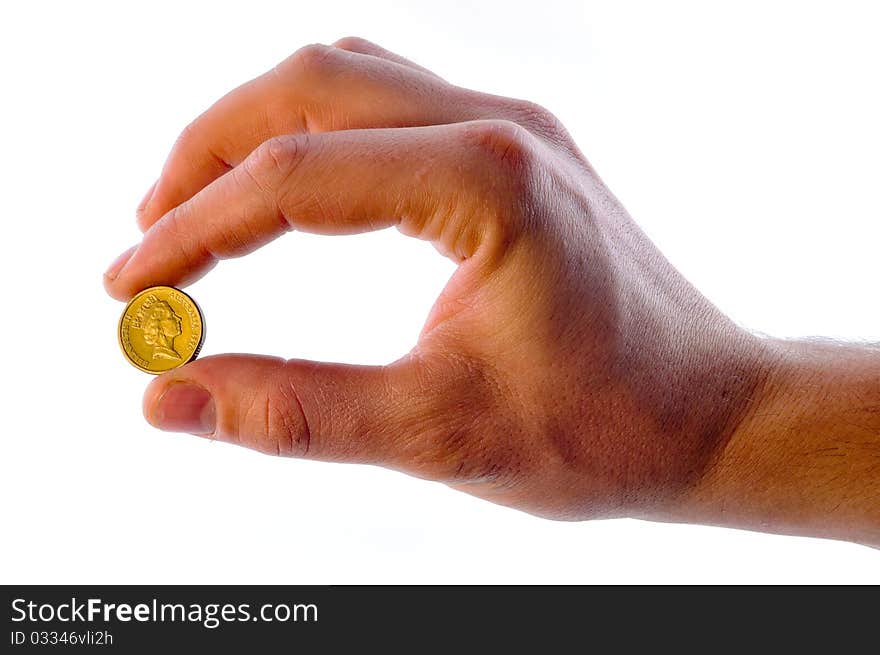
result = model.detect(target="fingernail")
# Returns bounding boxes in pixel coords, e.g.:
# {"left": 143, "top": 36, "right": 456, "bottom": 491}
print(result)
{"left": 104, "top": 245, "right": 138, "bottom": 281}
{"left": 151, "top": 382, "right": 216, "bottom": 435}
{"left": 137, "top": 180, "right": 158, "bottom": 215}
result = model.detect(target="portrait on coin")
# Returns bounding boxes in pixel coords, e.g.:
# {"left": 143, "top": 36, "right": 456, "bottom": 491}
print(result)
{"left": 140, "top": 300, "right": 183, "bottom": 361}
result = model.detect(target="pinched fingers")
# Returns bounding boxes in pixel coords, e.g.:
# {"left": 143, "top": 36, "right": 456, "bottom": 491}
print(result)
{"left": 136, "top": 39, "right": 569, "bottom": 233}
{"left": 136, "top": 41, "right": 449, "bottom": 232}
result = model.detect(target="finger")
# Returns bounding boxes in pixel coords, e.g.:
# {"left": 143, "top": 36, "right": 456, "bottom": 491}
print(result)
{"left": 135, "top": 67, "right": 283, "bottom": 231}
{"left": 332, "top": 36, "right": 444, "bottom": 79}
{"left": 106, "top": 120, "right": 533, "bottom": 300}
{"left": 137, "top": 43, "right": 450, "bottom": 233}
{"left": 137, "top": 42, "right": 561, "bottom": 233}
{"left": 143, "top": 354, "right": 403, "bottom": 463}
{"left": 141, "top": 352, "right": 473, "bottom": 476}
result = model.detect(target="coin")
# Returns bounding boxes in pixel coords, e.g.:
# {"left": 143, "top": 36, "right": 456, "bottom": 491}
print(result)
{"left": 118, "top": 286, "right": 205, "bottom": 374}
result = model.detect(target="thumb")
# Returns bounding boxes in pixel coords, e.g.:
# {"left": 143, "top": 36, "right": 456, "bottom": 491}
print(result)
{"left": 141, "top": 353, "right": 459, "bottom": 467}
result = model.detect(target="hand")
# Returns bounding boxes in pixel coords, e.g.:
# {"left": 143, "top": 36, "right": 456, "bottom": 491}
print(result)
{"left": 104, "top": 39, "right": 880, "bottom": 543}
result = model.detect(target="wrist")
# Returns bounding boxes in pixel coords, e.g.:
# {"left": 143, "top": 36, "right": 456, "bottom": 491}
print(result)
{"left": 668, "top": 337, "right": 880, "bottom": 545}
{"left": 615, "top": 317, "right": 779, "bottom": 520}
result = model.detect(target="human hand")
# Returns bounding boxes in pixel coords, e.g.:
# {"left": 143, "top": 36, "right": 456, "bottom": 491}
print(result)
{"left": 104, "top": 39, "right": 878, "bottom": 542}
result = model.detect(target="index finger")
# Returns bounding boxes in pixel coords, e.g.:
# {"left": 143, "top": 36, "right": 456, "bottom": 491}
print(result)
{"left": 105, "top": 120, "right": 532, "bottom": 301}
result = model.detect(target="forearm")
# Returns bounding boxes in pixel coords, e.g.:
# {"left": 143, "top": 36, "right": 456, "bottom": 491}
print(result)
{"left": 673, "top": 339, "right": 880, "bottom": 546}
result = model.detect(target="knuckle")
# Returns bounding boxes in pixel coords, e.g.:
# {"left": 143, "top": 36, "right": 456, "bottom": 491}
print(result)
{"left": 288, "top": 42, "right": 337, "bottom": 76}
{"left": 249, "top": 369, "right": 311, "bottom": 458}
{"left": 509, "top": 99, "right": 563, "bottom": 136}
{"left": 170, "top": 118, "right": 228, "bottom": 171}
{"left": 163, "top": 200, "right": 193, "bottom": 235}
{"left": 246, "top": 135, "right": 306, "bottom": 189}
{"left": 166, "top": 120, "right": 206, "bottom": 169}
{"left": 461, "top": 119, "right": 536, "bottom": 173}
{"left": 265, "top": 134, "right": 305, "bottom": 173}
{"left": 455, "top": 120, "right": 541, "bottom": 242}
{"left": 207, "top": 207, "right": 250, "bottom": 258}
{"left": 155, "top": 200, "right": 219, "bottom": 268}
{"left": 174, "top": 120, "right": 201, "bottom": 151}
{"left": 332, "top": 35, "right": 374, "bottom": 51}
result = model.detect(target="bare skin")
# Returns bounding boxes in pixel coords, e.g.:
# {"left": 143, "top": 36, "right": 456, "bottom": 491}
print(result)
{"left": 104, "top": 38, "right": 880, "bottom": 547}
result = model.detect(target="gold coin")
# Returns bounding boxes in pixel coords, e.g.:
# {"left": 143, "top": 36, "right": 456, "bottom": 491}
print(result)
{"left": 118, "top": 286, "right": 205, "bottom": 374}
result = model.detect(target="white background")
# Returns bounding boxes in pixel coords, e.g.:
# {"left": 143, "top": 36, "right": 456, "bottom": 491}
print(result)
{"left": 1, "top": 1, "right": 878, "bottom": 583}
